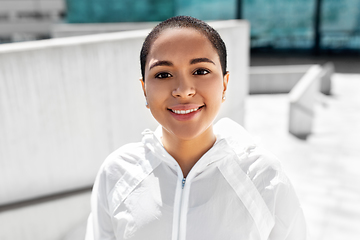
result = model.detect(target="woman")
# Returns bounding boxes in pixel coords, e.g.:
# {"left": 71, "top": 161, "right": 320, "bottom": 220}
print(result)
{"left": 86, "top": 16, "right": 306, "bottom": 240}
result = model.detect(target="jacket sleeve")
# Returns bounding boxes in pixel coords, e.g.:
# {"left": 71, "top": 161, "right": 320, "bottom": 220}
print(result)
{"left": 85, "top": 168, "right": 116, "bottom": 240}
{"left": 268, "top": 174, "right": 307, "bottom": 240}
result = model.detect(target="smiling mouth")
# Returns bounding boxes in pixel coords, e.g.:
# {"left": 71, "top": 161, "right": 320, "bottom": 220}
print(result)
{"left": 168, "top": 105, "right": 204, "bottom": 114}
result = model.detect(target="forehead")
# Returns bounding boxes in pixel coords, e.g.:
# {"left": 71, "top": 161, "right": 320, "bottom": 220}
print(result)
{"left": 147, "top": 28, "right": 219, "bottom": 63}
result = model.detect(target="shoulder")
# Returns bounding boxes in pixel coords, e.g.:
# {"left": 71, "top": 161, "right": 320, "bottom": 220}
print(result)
{"left": 239, "top": 145, "right": 301, "bottom": 216}
{"left": 239, "top": 145, "right": 284, "bottom": 182}
{"left": 103, "top": 142, "right": 145, "bottom": 171}
{"left": 95, "top": 142, "right": 148, "bottom": 192}
{"left": 243, "top": 146, "right": 306, "bottom": 238}
{"left": 215, "top": 118, "right": 287, "bottom": 185}
{"left": 215, "top": 118, "right": 285, "bottom": 181}
{"left": 215, "top": 118, "right": 295, "bottom": 205}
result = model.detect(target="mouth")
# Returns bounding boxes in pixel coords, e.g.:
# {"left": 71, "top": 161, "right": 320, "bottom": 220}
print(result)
{"left": 168, "top": 105, "right": 205, "bottom": 115}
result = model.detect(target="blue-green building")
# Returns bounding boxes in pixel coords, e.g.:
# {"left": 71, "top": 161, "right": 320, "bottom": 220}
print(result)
{"left": 66, "top": 0, "right": 360, "bottom": 51}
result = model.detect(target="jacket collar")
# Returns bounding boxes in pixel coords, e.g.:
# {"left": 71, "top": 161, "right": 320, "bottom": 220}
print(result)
{"left": 141, "top": 118, "right": 257, "bottom": 173}
{"left": 214, "top": 118, "right": 257, "bottom": 155}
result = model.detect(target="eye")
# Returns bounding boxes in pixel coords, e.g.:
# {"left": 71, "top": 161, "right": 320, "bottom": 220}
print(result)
{"left": 155, "top": 72, "right": 172, "bottom": 79}
{"left": 193, "top": 69, "right": 210, "bottom": 75}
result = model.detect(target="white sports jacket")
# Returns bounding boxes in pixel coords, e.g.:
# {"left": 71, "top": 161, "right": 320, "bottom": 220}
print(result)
{"left": 86, "top": 118, "right": 306, "bottom": 240}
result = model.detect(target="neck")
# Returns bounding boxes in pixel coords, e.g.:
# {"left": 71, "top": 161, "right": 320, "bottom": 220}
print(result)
{"left": 161, "top": 126, "right": 216, "bottom": 178}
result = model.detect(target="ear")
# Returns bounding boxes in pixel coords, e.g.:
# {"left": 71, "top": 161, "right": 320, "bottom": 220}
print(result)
{"left": 140, "top": 78, "right": 146, "bottom": 97}
{"left": 140, "top": 78, "right": 149, "bottom": 109}
{"left": 222, "top": 72, "right": 229, "bottom": 102}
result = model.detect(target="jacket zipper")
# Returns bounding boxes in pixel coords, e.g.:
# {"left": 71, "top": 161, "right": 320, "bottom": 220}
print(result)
{"left": 177, "top": 177, "right": 187, "bottom": 240}
{"left": 172, "top": 172, "right": 186, "bottom": 240}
{"left": 182, "top": 178, "right": 186, "bottom": 189}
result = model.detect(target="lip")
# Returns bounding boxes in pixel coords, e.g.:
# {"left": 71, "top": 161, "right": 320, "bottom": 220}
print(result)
{"left": 167, "top": 104, "right": 204, "bottom": 121}
{"left": 168, "top": 104, "right": 204, "bottom": 111}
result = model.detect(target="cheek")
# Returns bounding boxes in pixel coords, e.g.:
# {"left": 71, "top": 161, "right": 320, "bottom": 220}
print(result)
{"left": 146, "top": 82, "right": 168, "bottom": 105}
{"left": 198, "top": 80, "right": 223, "bottom": 100}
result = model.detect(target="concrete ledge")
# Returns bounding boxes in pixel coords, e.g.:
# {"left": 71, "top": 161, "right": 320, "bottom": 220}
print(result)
{"left": 249, "top": 65, "right": 312, "bottom": 94}
{"left": 249, "top": 63, "right": 333, "bottom": 95}
{"left": 320, "top": 62, "right": 334, "bottom": 95}
{"left": 51, "top": 22, "right": 158, "bottom": 38}
{"left": 288, "top": 65, "right": 324, "bottom": 138}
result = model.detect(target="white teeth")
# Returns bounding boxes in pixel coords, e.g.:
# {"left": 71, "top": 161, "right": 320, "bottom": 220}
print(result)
{"left": 172, "top": 108, "right": 199, "bottom": 114}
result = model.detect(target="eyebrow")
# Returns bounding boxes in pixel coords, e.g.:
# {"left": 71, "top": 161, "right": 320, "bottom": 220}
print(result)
{"left": 190, "top": 58, "right": 215, "bottom": 65}
{"left": 149, "top": 60, "right": 173, "bottom": 70}
{"left": 149, "top": 57, "right": 215, "bottom": 70}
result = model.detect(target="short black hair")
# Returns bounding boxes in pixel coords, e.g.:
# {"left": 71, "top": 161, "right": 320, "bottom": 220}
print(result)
{"left": 140, "top": 16, "right": 227, "bottom": 81}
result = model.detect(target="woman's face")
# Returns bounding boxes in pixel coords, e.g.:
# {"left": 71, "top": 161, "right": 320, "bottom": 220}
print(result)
{"left": 142, "top": 27, "right": 229, "bottom": 141}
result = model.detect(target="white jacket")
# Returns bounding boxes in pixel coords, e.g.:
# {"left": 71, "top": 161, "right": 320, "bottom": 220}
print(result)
{"left": 86, "top": 118, "right": 306, "bottom": 240}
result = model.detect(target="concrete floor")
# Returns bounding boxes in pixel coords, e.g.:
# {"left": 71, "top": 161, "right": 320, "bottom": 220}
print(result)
{"left": 244, "top": 73, "right": 360, "bottom": 240}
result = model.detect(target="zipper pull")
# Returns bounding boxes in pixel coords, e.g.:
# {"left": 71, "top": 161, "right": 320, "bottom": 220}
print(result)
{"left": 182, "top": 178, "right": 186, "bottom": 189}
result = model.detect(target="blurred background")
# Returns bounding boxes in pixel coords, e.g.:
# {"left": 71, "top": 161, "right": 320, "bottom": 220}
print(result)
{"left": 0, "top": 0, "right": 359, "bottom": 239}
{"left": 2, "top": 0, "right": 360, "bottom": 54}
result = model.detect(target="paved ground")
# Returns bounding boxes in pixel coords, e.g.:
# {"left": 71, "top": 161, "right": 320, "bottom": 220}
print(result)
{"left": 244, "top": 73, "right": 360, "bottom": 240}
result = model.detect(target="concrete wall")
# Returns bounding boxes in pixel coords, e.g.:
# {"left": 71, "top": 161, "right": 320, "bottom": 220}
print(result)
{"left": 249, "top": 63, "right": 333, "bottom": 95}
{"left": 0, "top": 20, "right": 249, "bottom": 240}
{"left": 0, "top": 190, "right": 91, "bottom": 240}
{"left": 249, "top": 65, "right": 312, "bottom": 94}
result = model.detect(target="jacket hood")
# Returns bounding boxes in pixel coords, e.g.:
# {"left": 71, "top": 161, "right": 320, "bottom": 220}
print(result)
{"left": 214, "top": 118, "right": 257, "bottom": 154}
{"left": 141, "top": 118, "right": 257, "bottom": 175}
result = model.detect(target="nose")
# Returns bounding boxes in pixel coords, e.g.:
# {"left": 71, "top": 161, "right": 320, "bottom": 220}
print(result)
{"left": 172, "top": 76, "right": 195, "bottom": 98}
